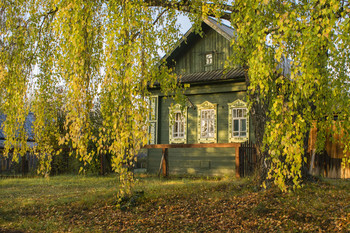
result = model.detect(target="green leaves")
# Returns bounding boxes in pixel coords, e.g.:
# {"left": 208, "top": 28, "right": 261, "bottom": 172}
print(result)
{"left": 229, "top": 0, "right": 350, "bottom": 190}
{"left": 0, "top": 0, "right": 182, "bottom": 197}
{"left": 1, "top": 0, "right": 349, "bottom": 193}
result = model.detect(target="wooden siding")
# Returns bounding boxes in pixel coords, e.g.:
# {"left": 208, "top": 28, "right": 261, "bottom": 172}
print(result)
{"left": 147, "top": 82, "right": 255, "bottom": 176}
{"left": 147, "top": 147, "right": 236, "bottom": 176}
{"left": 308, "top": 123, "right": 350, "bottom": 178}
{"left": 173, "top": 25, "right": 232, "bottom": 75}
{"left": 150, "top": 81, "right": 246, "bottom": 97}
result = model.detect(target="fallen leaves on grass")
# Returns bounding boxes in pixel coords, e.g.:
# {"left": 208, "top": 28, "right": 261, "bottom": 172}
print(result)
{"left": 1, "top": 177, "right": 350, "bottom": 232}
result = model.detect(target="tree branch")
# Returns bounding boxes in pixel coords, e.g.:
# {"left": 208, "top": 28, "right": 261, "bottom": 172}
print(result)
{"left": 143, "top": 0, "right": 234, "bottom": 20}
{"left": 130, "top": 8, "right": 168, "bottom": 42}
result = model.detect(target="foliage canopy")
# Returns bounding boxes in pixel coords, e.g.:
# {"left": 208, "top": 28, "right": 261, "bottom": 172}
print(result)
{"left": 0, "top": 0, "right": 349, "bottom": 192}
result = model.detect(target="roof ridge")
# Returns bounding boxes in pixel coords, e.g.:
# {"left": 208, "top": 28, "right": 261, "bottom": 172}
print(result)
{"left": 207, "top": 17, "right": 233, "bottom": 30}
{"left": 203, "top": 17, "right": 234, "bottom": 40}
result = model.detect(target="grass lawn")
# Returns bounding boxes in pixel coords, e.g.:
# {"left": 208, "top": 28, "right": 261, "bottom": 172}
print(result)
{"left": 0, "top": 175, "right": 349, "bottom": 232}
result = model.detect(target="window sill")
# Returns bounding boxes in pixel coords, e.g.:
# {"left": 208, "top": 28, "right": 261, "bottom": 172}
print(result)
{"left": 198, "top": 138, "right": 216, "bottom": 144}
{"left": 229, "top": 137, "right": 248, "bottom": 143}
{"left": 169, "top": 139, "right": 186, "bottom": 144}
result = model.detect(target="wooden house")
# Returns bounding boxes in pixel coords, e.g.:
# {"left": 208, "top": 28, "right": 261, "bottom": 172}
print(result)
{"left": 146, "top": 18, "right": 254, "bottom": 177}
{"left": 0, "top": 112, "right": 37, "bottom": 175}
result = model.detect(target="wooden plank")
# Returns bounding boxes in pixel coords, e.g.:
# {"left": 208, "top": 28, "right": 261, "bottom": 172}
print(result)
{"left": 150, "top": 82, "right": 246, "bottom": 97}
{"left": 236, "top": 144, "right": 240, "bottom": 178}
{"left": 157, "top": 148, "right": 169, "bottom": 177}
{"left": 162, "top": 148, "right": 169, "bottom": 177}
{"left": 144, "top": 143, "right": 240, "bottom": 149}
{"left": 148, "top": 147, "right": 238, "bottom": 176}
{"left": 173, "top": 25, "right": 230, "bottom": 75}
{"left": 158, "top": 153, "right": 164, "bottom": 176}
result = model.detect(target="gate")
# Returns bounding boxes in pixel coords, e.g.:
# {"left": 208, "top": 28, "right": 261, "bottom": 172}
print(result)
{"left": 239, "top": 141, "right": 257, "bottom": 177}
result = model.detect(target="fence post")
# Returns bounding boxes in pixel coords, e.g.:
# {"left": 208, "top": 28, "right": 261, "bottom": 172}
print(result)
{"left": 162, "top": 148, "right": 169, "bottom": 177}
{"left": 235, "top": 145, "right": 240, "bottom": 178}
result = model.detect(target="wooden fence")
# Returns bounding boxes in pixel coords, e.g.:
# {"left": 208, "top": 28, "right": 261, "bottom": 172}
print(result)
{"left": 308, "top": 123, "right": 350, "bottom": 178}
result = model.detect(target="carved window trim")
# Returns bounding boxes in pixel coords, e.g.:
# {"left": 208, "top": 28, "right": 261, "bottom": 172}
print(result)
{"left": 148, "top": 96, "right": 158, "bottom": 144}
{"left": 169, "top": 104, "right": 187, "bottom": 144}
{"left": 228, "top": 99, "right": 249, "bottom": 143}
{"left": 197, "top": 101, "right": 217, "bottom": 143}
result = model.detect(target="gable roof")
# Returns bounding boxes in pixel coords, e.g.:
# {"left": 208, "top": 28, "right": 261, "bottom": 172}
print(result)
{"left": 164, "top": 17, "right": 235, "bottom": 65}
{"left": 159, "top": 17, "right": 243, "bottom": 85}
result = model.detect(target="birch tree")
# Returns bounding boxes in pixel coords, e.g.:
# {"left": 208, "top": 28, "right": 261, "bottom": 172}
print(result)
{"left": 0, "top": 0, "right": 349, "bottom": 195}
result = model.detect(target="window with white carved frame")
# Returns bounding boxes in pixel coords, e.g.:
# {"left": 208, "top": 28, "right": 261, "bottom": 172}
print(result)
{"left": 228, "top": 100, "right": 249, "bottom": 142}
{"left": 201, "top": 109, "right": 215, "bottom": 138}
{"left": 148, "top": 96, "right": 158, "bottom": 144}
{"left": 197, "top": 101, "right": 217, "bottom": 143}
{"left": 169, "top": 104, "right": 187, "bottom": 144}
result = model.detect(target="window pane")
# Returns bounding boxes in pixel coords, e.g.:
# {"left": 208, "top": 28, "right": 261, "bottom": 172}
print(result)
{"left": 241, "top": 119, "right": 246, "bottom": 132}
{"left": 237, "top": 109, "right": 242, "bottom": 117}
{"left": 172, "top": 111, "right": 185, "bottom": 139}
{"left": 233, "top": 119, "right": 239, "bottom": 132}
{"left": 232, "top": 109, "right": 237, "bottom": 118}
{"left": 210, "top": 110, "right": 214, "bottom": 119}
{"left": 243, "top": 109, "right": 247, "bottom": 117}
{"left": 201, "top": 120, "right": 208, "bottom": 137}
{"left": 209, "top": 119, "right": 214, "bottom": 133}
{"left": 173, "top": 122, "right": 178, "bottom": 137}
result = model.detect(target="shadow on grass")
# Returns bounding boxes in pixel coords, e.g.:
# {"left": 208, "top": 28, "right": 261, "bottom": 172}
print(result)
{"left": 0, "top": 228, "right": 25, "bottom": 233}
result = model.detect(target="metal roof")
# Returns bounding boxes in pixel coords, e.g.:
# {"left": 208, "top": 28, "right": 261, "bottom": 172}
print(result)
{"left": 179, "top": 67, "right": 245, "bottom": 83}
{"left": 0, "top": 112, "right": 35, "bottom": 142}
{"left": 204, "top": 17, "right": 234, "bottom": 40}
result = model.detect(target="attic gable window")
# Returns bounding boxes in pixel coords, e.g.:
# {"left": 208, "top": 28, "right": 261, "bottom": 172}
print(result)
{"left": 205, "top": 53, "right": 213, "bottom": 65}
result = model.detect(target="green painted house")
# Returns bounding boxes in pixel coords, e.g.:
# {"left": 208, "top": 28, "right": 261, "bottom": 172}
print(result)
{"left": 146, "top": 18, "right": 254, "bottom": 176}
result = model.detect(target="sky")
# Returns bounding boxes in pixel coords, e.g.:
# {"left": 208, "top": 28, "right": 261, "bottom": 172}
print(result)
{"left": 177, "top": 14, "right": 232, "bottom": 35}
{"left": 177, "top": 14, "right": 192, "bottom": 34}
